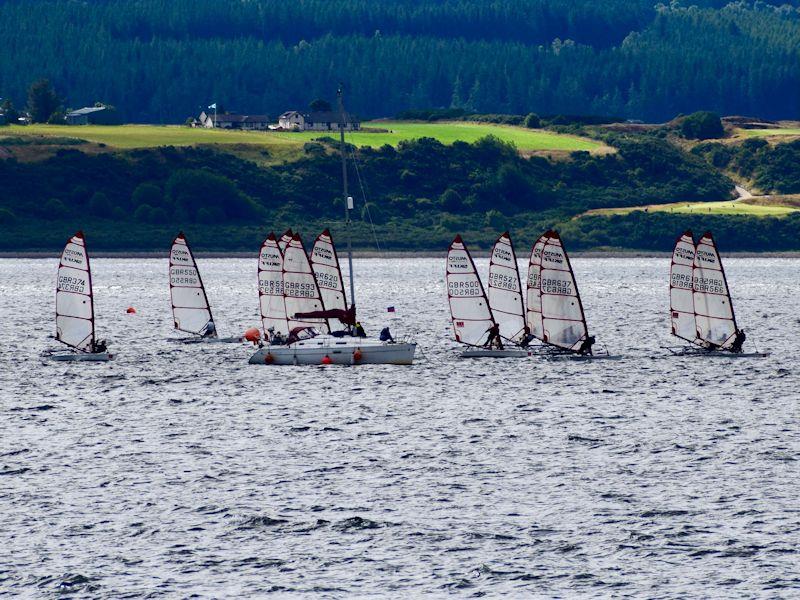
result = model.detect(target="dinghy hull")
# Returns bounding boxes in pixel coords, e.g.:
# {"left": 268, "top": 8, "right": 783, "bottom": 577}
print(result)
{"left": 249, "top": 341, "right": 416, "bottom": 365}
{"left": 48, "top": 352, "right": 113, "bottom": 362}
{"left": 459, "top": 348, "right": 529, "bottom": 359}
{"left": 172, "top": 336, "right": 243, "bottom": 344}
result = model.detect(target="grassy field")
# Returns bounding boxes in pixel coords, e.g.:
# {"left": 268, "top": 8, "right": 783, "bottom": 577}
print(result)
{"left": 736, "top": 128, "right": 800, "bottom": 138}
{"left": 585, "top": 198, "right": 800, "bottom": 217}
{"left": 2, "top": 121, "right": 607, "bottom": 153}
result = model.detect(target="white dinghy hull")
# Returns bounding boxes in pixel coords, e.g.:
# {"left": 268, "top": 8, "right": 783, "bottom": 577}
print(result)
{"left": 665, "top": 347, "right": 769, "bottom": 358}
{"left": 171, "top": 336, "right": 243, "bottom": 345}
{"left": 459, "top": 348, "right": 529, "bottom": 359}
{"left": 48, "top": 352, "right": 113, "bottom": 362}
{"left": 249, "top": 339, "right": 416, "bottom": 365}
{"left": 546, "top": 353, "right": 623, "bottom": 361}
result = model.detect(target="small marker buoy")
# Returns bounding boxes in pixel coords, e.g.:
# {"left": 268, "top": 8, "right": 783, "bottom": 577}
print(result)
{"left": 321, "top": 354, "right": 333, "bottom": 365}
{"left": 244, "top": 327, "right": 261, "bottom": 344}
{"left": 126, "top": 307, "right": 136, "bottom": 314}
{"left": 353, "top": 348, "right": 363, "bottom": 362}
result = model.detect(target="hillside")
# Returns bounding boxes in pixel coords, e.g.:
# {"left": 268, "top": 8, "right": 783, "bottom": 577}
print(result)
{"left": 0, "top": 1, "right": 798, "bottom": 122}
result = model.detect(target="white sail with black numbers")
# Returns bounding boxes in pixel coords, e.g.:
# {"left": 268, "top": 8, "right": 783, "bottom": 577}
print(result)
{"left": 283, "top": 233, "right": 329, "bottom": 332}
{"left": 258, "top": 233, "right": 288, "bottom": 336}
{"left": 446, "top": 235, "right": 495, "bottom": 346}
{"left": 526, "top": 234, "right": 547, "bottom": 341}
{"left": 487, "top": 232, "right": 526, "bottom": 342}
{"left": 310, "top": 229, "right": 347, "bottom": 312}
{"left": 169, "top": 233, "right": 214, "bottom": 336}
{"left": 693, "top": 232, "right": 737, "bottom": 348}
{"left": 539, "top": 230, "right": 589, "bottom": 352}
{"left": 55, "top": 231, "right": 95, "bottom": 351}
{"left": 670, "top": 231, "right": 699, "bottom": 343}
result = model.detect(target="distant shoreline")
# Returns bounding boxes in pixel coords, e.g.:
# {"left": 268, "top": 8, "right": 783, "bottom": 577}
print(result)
{"left": 3, "top": 250, "right": 800, "bottom": 259}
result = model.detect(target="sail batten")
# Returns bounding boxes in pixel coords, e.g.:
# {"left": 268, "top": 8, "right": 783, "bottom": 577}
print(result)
{"left": 693, "top": 232, "right": 737, "bottom": 348}
{"left": 487, "top": 232, "right": 526, "bottom": 342}
{"left": 55, "top": 231, "right": 95, "bottom": 351}
{"left": 310, "top": 229, "right": 348, "bottom": 313}
{"left": 283, "top": 233, "right": 330, "bottom": 332}
{"left": 258, "top": 233, "right": 289, "bottom": 336}
{"left": 525, "top": 234, "right": 548, "bottom": 341}
{"left": 169, "top": 233, "right": 214, "bottom": 336}
{"left": 446, "top": 235, "right": 495, "bottom": 346}
{"left": 539, "top": 230, "right": 589, "bottom": 351}
{"left": 278, "top": 228, "right": 293, "bottom": 252}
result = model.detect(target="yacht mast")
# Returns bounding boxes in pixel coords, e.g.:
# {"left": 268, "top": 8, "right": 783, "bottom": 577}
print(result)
{"left": 337, "top": 85, "right": 356, "bottom": 312}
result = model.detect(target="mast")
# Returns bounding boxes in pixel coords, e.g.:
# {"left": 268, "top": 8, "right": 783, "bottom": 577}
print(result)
{"left": 337, "top": 85, "right": 356, "bottom": 313}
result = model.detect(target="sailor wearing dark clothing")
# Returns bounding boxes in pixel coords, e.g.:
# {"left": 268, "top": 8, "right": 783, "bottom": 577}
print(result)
{"left": 354, "top": 322, "right": 367, "bottom": 338}
{"left": 519, "top": 326, "right": 535, "bottom": 348}
{"left": 379, "top": 327, "right": 394, "bottom": 343}
{"left": 577, "top": 335, "right": 595, "bottom": 355}
{"left": 730, "top": 329, "right": 746, "bottom": 353}
{"left": 485, "top": 323, "right": 503, "bottom": 349}
{"left": 201, "top": 320, "right": 217, "bottom": 338}
{"left": 92, "top": 339, "right": 107, "bottom": 354}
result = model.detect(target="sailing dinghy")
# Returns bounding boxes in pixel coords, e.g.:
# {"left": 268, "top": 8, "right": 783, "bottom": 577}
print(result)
{"left": 533, "top": 230, "right": 619, "bottom": 360}
{"left": 446, "top": 235, "right": 528, "bottom": 358}
{"left": 667, "top": 231, "right": 767, "bottom": 357}
{"left": 248, "top": 88, "right": 416, "bottom": 366}
{"left": 258, "top": 232, "right": 289, "bottom": 338}
{"left": 48, "top": 231, "right": 112, "bottom": 361}
{"left": 169, "top": 233, "right": 241, "bottom": 343}
{"left": 487, "top": 232, "right": 528, "bottom": 346}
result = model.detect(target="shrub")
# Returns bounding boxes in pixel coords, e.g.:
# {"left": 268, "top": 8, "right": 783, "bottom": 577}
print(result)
{"left": 523, "top": 113, "right": 541, "bottom": 128}
{"left": 43, "top": 198, "right": 68, "bottom": 219}
{"left": 131, "top": 182, "right": 162, "bottom": 208}
{"left": 680, "top": 111, "right": 724, "bottom": 140}
{"left": 88, "top": 192, "right": 113, "bottom": 217}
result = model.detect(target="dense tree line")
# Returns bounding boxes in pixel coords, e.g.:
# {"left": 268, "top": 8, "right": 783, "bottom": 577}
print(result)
{"left": 0, "top": 1, "right": 798, "bottom": 122}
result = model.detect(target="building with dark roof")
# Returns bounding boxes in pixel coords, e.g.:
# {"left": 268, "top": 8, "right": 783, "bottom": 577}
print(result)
{"left": 197, "top": 111, "right": 270, "bottom": 130}
{"left": 278, "top": 110, "right": 360, "bottom": 131}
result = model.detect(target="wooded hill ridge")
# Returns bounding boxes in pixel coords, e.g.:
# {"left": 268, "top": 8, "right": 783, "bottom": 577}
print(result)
{"left": 0, "top": 0, "right": 798, "bottom": 122}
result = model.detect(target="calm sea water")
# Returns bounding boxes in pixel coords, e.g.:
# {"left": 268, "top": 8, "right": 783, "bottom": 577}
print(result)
{"left": 1, "top": 257, "right": 798, "bottom": 597}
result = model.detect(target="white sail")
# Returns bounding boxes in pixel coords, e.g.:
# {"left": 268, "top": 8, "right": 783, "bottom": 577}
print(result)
{"left": 670, "top": 230, "right": 698, "bottom": 343}
{"left": 526, "top": 234, "right": 547, "bottom": 341}
{"left": 693, "top": 232, "right": 737, "bottom": 348}
{"left": 283, "top": 233, "right": 329, "bottom": 332}
{"left": 56, "top": 231, "right": 95, "bottom": 351}
{"left": 169, "top": 232, "right": 214, "bottom": 336}
{"left": 310, "top": 228, "right": 347, "bottom": 311}
{"left": 258, "top": 233, "right": 288, "bottom": 336}
{"left": 278, "top": 228, "right": 293, "bottom": 252}
{"left": 487, "top": 231, "right": 526, "bottom": 342}
{"left": 539, "top": 230, "right": 589, "bottom": 351}
{"left": 446, "top": 235, "right": 495, "bottom": 346}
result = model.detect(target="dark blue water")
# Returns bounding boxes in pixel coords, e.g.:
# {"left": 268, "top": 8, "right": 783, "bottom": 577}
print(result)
{"left": 1, "top": 258, "right": 797, "bottom": 597}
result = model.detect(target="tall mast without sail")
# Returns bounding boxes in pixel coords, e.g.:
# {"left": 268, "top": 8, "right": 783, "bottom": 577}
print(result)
{"left": 310, "top": 229, "right": 348, "bottom": 312}
{"left": 55, "top": 231, "right": 95, "bottom": 351}
{"left": 283, "top": 232, "right": 330, "bottom": 333}
{"left": 539, "top": 230, "right": 589, "bottom": 352}
{"left": 487, "top": 231, "right": 526, "bottom": 342}
{"left": 693, "top": 232, "right": 737, "bottom": 348}
{"left": 169, "top": 232, "right": 215, "bottom": 336}
{"left": 337, "top": 86, "right": 356, "bottom": 314}
{"left": 258, "top": 232, "right": 289, "bottom": 336}
{"left": 526, "top": 233, "right": 548, "bottom": 341}
{"left": 446, "top": 235, "right": 496, "bottom": 346}
{"left": 670, "top": 230, "right": 699, "bottom": 344}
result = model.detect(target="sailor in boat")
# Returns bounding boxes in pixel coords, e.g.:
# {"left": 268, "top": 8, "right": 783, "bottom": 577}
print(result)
{"left": 267, "top": 327, "right": 287, "bottom": 345}
{"left": 379, "top": 327, "right": 395, "bottom": 343}
{"left": 577, "top": 335, "right": 595, "bottom": 356}
{"left": 201, "top": 320, "right": 217, "bottom": 338}
{"left": 354, "top": 321, "right": 367, "bottom": 338}
{"left": 92, "top": 339, "right": 108, "bottom": 354}
{"left": 730, "top": 329, "right": 746, "bottom": 353}
{"left": 519, "top": 326, "right": 535, "bottom": 348}
{"left": 484, "top": 323, "right": 504, "bottom": 350}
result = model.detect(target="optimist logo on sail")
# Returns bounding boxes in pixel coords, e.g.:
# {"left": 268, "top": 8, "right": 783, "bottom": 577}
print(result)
{"left": 171, "top": 247, "right": 192, "bottom": 263}
{"left": 259, "top": 252, "right": 281, "bottom": 269}
{"left": 62, "top": 246, "right": 84, "bottom": 266}
{"left": 494, "top": 246, "right": 513, "bottom": 263}
{"left": 696, "top": 248, "right": 718, "bottom": 265}
{"left": 448, "top": 255, "right": 470, "bottom": 270}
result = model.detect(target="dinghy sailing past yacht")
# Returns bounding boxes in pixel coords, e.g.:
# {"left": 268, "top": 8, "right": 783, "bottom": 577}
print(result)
{"left": 169, "top": 233, "right": 242, "bottom": 343}
{"left": 248, "top": 88, "right": 416, "bottom": 365}
{"left": 47, "top": 231, "right": 112, "bottom": 361}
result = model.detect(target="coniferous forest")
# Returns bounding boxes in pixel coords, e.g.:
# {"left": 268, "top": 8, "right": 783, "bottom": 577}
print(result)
{"left": 0, "top": 0, "right": 798, "bottom": 122}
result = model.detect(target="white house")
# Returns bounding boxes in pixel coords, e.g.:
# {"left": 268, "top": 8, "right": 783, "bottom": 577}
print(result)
{"left": 277, "top": 110, "right": 360, "bottom": 131}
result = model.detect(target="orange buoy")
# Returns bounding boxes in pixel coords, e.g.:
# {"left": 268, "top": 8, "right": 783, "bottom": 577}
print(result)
{"left": 321, "top": 354, "right": 333, "bottom": 365}
{"left": 126, "top": 307, "right": 136, "bottom": 314}
{"left": 353, "top": 348, "right": 363, "bottom": 362}
{"left": 264, "top": 352, "right": 274, "bottom": 364}
{"left": 244, "top": 327, "right": 261, "bottom": 344}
